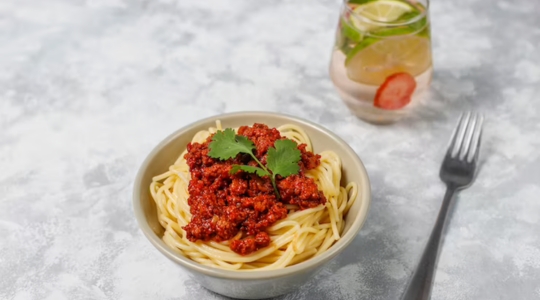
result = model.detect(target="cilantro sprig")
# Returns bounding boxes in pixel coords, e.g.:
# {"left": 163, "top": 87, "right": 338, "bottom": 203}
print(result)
{"left": 208, "top": 128, "right": 301, "bottom": 199}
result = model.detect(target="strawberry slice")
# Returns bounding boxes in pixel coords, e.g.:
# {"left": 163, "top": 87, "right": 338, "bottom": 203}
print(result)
{"left": 374, "top": 72, "right": 417, "bottom": 110}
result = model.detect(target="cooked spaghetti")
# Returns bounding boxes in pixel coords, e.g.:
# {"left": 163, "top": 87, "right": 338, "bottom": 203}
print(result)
{"left": 150, "top": 122, "right": 358, "bottom": 271}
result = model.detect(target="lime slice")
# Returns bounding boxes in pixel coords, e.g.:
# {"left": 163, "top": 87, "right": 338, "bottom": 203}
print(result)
{"left": 350, "top": 0, "right": 414, "bottom": 31}
{"left": 355, "top": 0, "right": 413, "bottom": 22}
{"left": 345, "top": 35, "right": 432, "bottom": 85}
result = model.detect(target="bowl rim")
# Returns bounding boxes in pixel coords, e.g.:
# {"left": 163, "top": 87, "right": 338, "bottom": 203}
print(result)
{"left": 132, "top": 111, "right": 371, "bottom": 280}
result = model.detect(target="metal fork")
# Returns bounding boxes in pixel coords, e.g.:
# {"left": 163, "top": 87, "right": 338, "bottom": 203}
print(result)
{"left": 401, "top": 112, "right": 484, "bottom": 300}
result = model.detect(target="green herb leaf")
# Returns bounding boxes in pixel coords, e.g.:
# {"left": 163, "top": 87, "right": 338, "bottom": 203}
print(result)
{"left": 208, "top": 129, "right": 256, "bottom": 160}
{"left": 348, "top": 0, "right": 378, "bottom": 4}
{"left": 417, "top": 25, "right": 430, "bottom": 38}
{"left": 230, "top": 165, "right": 270, "bottom": 177}
{"left": 208, "top": 128, "right": 303, "bottom": 199}
{"left": 266, "top": 139, "right": 302, "bottom": 178}
{"left": 341, "top": 17, "right": 363, "bottom": 42}
{"left": 369, "top": 26, "right": 416, "bottom": 37}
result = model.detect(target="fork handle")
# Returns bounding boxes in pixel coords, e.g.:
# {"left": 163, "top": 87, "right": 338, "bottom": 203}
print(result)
{"left": 400, "top": 185, "right": 457, "bottom": 300}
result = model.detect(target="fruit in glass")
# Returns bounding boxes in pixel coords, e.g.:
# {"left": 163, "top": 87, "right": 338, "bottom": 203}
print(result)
{"left": 330, "top": 0, "right": 433, "bottom": 123}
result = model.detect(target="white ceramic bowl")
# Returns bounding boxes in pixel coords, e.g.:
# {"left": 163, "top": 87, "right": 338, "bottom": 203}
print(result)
{"left": 133, "top": 111, "right": 371, "bottom": 299}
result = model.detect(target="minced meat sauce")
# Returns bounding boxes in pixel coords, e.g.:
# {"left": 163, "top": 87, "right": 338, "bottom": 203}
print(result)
{"left": 183, "top": 123, "right": 327, "bottom": 255}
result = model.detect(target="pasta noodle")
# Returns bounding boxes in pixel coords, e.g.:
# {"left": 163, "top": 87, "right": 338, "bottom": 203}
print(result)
{"left": 150, "top": 122, "right": 358, "bottom": 271}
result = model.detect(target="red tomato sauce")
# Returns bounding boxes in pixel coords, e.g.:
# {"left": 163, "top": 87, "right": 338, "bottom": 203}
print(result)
{"left": 183, "top": 123, "right": 327, "bottom": 255}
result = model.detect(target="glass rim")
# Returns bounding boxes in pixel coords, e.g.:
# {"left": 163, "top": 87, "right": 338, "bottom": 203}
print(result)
{"left": 343, "top": 0, "right": 429, "bottom": 27}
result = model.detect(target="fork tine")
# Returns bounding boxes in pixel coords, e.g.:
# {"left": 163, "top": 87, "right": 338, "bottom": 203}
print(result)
{"left": 459, "top": 113, "right": 478, "bottom": 160}
{"left": 466, "top": 114, "right": 484, "bottom": 162}
{"left": 450, "top": 112, "right": 471, "bottom": 158}
{"left": 446, "top": 114, "right": 462, "bottom": 153}
{"left": 446, "top": 113, "right": 464, "bottom": 155}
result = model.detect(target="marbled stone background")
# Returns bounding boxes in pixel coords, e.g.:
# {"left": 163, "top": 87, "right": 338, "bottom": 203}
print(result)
{"left": 1, "top": 0, "right": 539, "bottom": 299}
